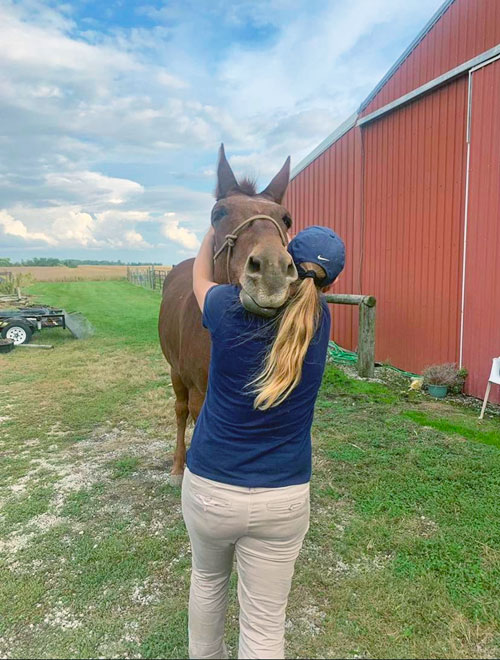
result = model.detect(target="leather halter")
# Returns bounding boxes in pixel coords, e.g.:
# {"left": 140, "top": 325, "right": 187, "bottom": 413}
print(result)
{"left": 213, "top": 214, "right": 288, "bottom": 283}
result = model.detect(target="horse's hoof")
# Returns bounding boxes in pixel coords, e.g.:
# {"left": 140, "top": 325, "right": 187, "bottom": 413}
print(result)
{"left": 169, "top": 472, "right": 184, "bottom": 488}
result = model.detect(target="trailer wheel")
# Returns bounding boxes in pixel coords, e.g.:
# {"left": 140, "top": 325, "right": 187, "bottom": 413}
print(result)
{"left": 1, "top": 321, "right": 33, "bottom": 345}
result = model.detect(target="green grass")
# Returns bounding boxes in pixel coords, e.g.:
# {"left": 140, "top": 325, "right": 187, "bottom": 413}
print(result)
{"left": 1, "top": 280, "right": 500, "bottom": 659}
{"left": 402, "top": 409, "right": 500, "bottom": 449}
{"left": 1, "top": 486, "right": 54, "bottom": 527}
{"left": 28, "top": 279, "right": 161, "bottom": 345}
{"left": 109, "top": 456, "right": 141, "bottom": 479}
{"left": 1, "top": 281, "right": 168, "bottom": 467}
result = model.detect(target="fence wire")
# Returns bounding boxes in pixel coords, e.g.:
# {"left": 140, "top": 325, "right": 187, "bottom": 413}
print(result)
{"left": 127, "top": 266, "right": 171, "bottom": 291}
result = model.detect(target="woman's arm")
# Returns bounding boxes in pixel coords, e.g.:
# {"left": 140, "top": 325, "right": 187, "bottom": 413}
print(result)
{"left": 193, "top": 226, "right": 217, "bottom": 312}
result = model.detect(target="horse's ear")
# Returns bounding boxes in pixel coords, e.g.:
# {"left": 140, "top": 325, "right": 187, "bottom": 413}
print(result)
{"left": 216, "top": 143, "right": 239, "bottom": 200}
{"left": 260, "top": 156, "right": 290, "bottom": 203}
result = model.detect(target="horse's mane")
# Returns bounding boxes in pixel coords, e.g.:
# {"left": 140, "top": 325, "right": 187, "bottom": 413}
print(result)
{"left": 215, "top": 176, "right": 257, "bottom": 198}
{"left": 237, "top": 177, "right": 257, "bottom": 196}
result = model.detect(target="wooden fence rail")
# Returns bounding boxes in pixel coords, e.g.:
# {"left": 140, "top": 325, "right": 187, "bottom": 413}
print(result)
{"left": 127, "top": 266, "right": 171, "bottom": 292}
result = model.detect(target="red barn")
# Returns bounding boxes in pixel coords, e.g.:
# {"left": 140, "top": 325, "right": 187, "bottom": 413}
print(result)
{"left": 286, "top": 0, "right": 500, "bottom": 402}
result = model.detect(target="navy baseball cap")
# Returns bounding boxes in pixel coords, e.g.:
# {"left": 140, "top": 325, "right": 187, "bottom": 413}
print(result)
{"left": 288, "top": 225, "right": 345, "bottom": 286}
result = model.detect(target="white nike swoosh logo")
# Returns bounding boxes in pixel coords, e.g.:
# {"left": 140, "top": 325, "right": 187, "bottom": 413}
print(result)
{"left": 317, "top": 255, "right": 329, "bottom": 262}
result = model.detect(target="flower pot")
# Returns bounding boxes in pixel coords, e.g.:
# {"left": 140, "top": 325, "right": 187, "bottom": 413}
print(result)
{"left": 0, "top": 339, "right": 15, "bottom": 354}
{"left": 428, "top": 384, "right": 448, "bottom": 398}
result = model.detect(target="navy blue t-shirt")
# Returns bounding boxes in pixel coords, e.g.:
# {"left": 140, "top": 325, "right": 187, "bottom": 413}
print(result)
{"left": 186, "top": 285, "right": 331, "bottom": 488}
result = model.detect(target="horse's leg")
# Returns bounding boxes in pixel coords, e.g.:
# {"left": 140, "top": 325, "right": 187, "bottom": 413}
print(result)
{"left": 188, "top": 387, "right": 205, "bottom": 423}
{"left": 171, "top": 370, "right": 188, "bottom": 487}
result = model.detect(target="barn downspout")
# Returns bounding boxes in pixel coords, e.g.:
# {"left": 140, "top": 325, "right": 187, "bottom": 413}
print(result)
{"left": 459, "top": 52, "right": 500, "bottom": 368}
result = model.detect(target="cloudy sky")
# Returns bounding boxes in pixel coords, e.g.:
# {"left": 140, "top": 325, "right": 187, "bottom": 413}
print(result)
{"left": 0, "top": 0, "right": 444, "bottom": 264}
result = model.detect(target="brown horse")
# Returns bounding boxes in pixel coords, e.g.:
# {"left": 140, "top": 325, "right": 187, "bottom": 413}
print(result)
{"left": 158, "top": 145, "right": 296, "bottom": 484}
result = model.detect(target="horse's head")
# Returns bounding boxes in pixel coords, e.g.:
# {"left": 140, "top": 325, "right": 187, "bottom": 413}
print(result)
{"left": 211, "top": 144, "right": 298, "bottom": 317}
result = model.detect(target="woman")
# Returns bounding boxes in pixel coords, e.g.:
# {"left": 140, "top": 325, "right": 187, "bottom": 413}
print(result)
{"left": 182, "top": 225, "right": 346, "bottom": 659}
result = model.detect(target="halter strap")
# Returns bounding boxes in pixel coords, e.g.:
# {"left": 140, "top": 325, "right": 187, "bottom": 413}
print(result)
{"left": 213, "top": 214, "right": 287, "bottom": 283}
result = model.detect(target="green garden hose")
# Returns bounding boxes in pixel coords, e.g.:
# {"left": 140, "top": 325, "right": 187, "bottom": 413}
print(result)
{"left": 327, "top": 340, "right": 419, "bottom": 378}
{"left": 327, "top": 340, "right": 357, "bottom": 364}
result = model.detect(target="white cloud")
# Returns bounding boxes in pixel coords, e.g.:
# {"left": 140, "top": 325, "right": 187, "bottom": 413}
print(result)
{"left": 50, "top": 210, "right": 98, "bottom": 247}
{"left": 0, "top": 209, "right": 57, "bottom": 245}
{"left": 95, "top": 210, "right": 151, "bottom": 224}
{"left": 124, "top": 230, "right": 150, "bottom": 247}
{"left": 217, "top": 0, "right": 445, "bottom": 165}
{"left": 157, "top": 70, "right": 189, "bottom": 89}
{"left": 0, "top": 205, "right": 153, "bottom": 250}
{"left": 0, "top": 0, "right": 445, "bottom": 262}
{"left": 44, "top": 171, "right": 144, "bottom": 206}
{"left": 0, "top": 4, "right": 135, "bottom": 74}
{"left": 31, "top": 85, "right": 62, "bottom": 98}
{"left": 161, "top": 214, "right": 200, "bottom": 251}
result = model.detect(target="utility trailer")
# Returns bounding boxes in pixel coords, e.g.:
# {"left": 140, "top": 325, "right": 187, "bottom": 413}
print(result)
{"left": 0, "top": 307, "right": 66, "bottom": 345}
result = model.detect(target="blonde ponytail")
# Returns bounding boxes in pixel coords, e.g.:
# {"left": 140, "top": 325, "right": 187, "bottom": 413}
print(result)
{"left": 251, "top": 263, "right": 323, "bottom": 410}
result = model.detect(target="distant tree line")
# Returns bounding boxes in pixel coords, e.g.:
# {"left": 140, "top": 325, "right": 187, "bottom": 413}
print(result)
{"left": 0, "top": 257, "right": 161, "bottom": 268}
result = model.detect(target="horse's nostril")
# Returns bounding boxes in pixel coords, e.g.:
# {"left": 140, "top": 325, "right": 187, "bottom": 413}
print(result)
{"left": 248, "top": 256, "right": 261, "bottom": 274}
{"left": 287, "top": 262, "right": 296, "bottom": 277}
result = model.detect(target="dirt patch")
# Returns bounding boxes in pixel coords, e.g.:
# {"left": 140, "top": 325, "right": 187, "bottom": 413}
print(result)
{"left": 130, "top": 577, "right": 162, "bottom": 606}
{"left": 0, "top": 530, "right": 36, "bottom": 554}
{"left": 0, "top": 422, "right": 176, "bottom": 558}
{"left": 415, "top": 515, "right": 438, "bottom": 538}
{"left": 328, "top": 553, "right": 393, "bottom": 579}
{"left": 47, "top": 423, "right": 71, "bottom": 438}
{"left": 43, "top": 603, "right": 83, "bottom": 630}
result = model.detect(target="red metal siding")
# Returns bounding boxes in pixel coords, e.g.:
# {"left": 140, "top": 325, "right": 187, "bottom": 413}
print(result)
{"left": 285, "top": 127, "right": 362, "bottom": 351}
{"left": 361, "top": 78, "right": 468, "bottom": 373}
{"left": 287, "top": 0, "right": 500, "bottom": 397}
{"left": 462, "top": 58, "right": 500, "bottom": 402}
{"left": 362, "top": 0, "right": 500, "bottom": 115}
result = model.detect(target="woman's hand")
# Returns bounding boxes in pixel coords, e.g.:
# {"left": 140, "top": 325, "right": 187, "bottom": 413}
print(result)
{"left": 193, "top": 227, "right": 217, "bottom": 312}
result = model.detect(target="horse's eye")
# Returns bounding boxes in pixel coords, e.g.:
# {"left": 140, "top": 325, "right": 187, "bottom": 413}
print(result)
{"left": 282, "top": 214, "right": 292, "bottom": 229}
{"left": 212, "top": 207, "right": 227, "bottom": 223}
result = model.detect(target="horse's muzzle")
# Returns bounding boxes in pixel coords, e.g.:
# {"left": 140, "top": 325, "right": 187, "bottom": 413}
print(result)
{"left": 239, "top": 289, "right": 282, "bottom": 318}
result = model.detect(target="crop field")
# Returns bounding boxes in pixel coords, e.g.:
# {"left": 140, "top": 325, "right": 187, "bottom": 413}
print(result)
{"left": 1, "top": 266, "right": 129, "bottom": 282}
{"left": 1, "top": 280, "right": 499, "bottom": 659}
{"left": 1, "top": 265, "right": 170, "bottom": 283}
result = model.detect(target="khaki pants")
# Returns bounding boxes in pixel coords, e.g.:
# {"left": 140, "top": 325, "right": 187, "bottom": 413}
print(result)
{"left": 181, "top": 466, "right": 310, "bottom": 659}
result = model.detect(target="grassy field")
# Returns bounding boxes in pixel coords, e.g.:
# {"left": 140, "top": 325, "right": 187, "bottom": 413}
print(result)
{"left": 1, "top": 280, "right": 499, "bottom": 659}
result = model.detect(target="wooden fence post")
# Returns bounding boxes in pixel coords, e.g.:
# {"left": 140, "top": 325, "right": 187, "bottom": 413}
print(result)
{"left": 324, "top": 294, "right": 376, "bottom": 378}
{"left": 357, "top": 297, "right": 376, "bottom": 378}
